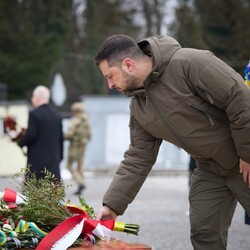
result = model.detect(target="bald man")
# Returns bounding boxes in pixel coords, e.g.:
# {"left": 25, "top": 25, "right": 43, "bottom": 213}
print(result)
{"left": 18, "top": 85, "right": 63, "bottom": 180}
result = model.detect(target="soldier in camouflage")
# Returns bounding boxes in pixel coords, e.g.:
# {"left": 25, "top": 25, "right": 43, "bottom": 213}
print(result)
{"left": 64, "top": 102, "right": 91, "bottom": 195}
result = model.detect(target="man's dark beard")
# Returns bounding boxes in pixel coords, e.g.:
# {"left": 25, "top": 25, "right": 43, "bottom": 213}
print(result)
{"left": 121, "top": 69, "right": 140, "bottom": 91}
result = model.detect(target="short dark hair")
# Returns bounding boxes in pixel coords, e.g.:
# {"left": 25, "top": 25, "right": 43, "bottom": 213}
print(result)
{"left": 94, "top": 34, "right": 144, "bottom": 67}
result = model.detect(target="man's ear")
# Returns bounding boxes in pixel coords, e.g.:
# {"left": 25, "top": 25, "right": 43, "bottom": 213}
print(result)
{"left": 122, "top": 58, "right": 134, "bottom": 72}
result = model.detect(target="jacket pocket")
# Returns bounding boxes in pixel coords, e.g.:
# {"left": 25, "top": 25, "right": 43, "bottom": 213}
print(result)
{"left": 168, "top": 101, "right": 219, "bottom": 138}
{"left": 196, "top": 84, "right": 214, "bottom": 104}
{"left": 196, "top": 82, "right": 225, "bottom": 107}
{"left": 190, "top": 104, "right": 215, "bottom": 126}
{"left": 170, "top": 113, "right": 194, "bottom": 137}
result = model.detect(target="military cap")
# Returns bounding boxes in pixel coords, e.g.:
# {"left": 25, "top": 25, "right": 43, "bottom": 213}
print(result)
{"left": 71, "top": 102, "right": 85, "bottom": 112}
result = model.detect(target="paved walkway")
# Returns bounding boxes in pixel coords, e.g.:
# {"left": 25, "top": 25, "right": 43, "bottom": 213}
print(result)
{"left": 0, "top": 172, "right": 249, "bottom": 250}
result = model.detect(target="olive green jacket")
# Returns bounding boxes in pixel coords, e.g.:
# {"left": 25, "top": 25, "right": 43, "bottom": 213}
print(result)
{"left": 103, "top": 36, "right": 250, "bottom": 215}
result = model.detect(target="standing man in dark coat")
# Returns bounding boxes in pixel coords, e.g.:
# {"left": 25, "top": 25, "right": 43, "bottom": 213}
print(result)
{"left": 18, "top": 85, "right": 63, "bottom": 180}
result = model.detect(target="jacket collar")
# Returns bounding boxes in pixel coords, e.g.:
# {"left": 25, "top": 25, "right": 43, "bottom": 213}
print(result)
{"left": 138, "top": 36, "right": 181, "bottom": 88}
{"left": 124, "top": 88, "right": 146, "bottom": 98}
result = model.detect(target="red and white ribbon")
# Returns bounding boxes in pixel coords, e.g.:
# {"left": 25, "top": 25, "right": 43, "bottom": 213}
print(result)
{"left": 36, "top": 206, "right": 115, "bottom": 250}
{"left": 0, "top": 188, "right": 26, "bottom": 205}
{"left": 0, "top": 189, "right": 115, "bottom": 249}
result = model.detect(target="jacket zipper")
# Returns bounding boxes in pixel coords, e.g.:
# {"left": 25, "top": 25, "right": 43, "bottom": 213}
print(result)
{"left": 197, "top": 85, "right": 214, "bottom": 104}
{"left": 197, "top": 83, "right": 224, "bottom": 106}
{"left": 191, "top": 104, "right": 215, "bottom": 126}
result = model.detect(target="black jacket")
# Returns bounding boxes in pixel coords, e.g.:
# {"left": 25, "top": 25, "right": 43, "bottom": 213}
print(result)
{"left": 19, "top": 104, "right": 63, "bottom": 180}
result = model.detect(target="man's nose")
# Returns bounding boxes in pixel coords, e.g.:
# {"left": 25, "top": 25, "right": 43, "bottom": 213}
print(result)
{"left": 108, "top": 81, "right": 115, "bottom": 89}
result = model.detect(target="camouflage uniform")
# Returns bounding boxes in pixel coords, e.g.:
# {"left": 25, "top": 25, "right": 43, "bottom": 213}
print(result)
{"left": 64, "top": 102, "right": 91, "bottom": 194}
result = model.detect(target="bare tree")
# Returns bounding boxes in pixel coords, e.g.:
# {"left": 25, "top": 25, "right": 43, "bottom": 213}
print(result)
{"left": 140, "top": 0, "right": 167, "bottom": 36}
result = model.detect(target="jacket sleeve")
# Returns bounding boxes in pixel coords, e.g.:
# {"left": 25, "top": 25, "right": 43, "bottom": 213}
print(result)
{"left": 103, "top": 115, "right": 162, "bottom": 215}
{"left": 188, "top": 51, "right": 250, "bottom": 163}
{"left": 18, "top": 111, "right": 38, "bottom": 147}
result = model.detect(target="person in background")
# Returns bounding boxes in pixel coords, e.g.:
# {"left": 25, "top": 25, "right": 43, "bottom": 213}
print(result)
{"left": 94, "top": 34, "right": 250, "bottom": 250}
{"left": 188, "top": 156, "right": 197, "bottom": 187}
{"left": 18, "top": 85, "right": 63, "bottom": 181}
{"left": 64, "top": 102, "right": 91, "bottom": 195}
{"left": 246, "top": 212, "right": 250, "bottom": 224}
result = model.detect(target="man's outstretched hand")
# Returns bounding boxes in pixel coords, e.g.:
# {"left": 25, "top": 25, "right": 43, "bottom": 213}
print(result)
{"left": 240, "top": 159, "right": 250, "bottom": 188}
{"left": 96, "top": 205, "right": 118, "bottom": 221}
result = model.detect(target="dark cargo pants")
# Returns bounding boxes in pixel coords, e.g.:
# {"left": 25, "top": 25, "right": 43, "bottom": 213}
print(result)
{"left": 189, "top": 168, "right": 250, "bottom": 250}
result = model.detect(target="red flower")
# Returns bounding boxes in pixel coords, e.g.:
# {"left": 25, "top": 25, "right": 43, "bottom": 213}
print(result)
{"left": 4, "top": 116, "right": 17, "bottom": 131}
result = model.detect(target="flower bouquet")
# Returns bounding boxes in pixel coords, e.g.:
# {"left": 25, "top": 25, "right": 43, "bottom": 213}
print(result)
{"left": 0, "top": 169, "right": 140, "bottom": 249}
{"left": 4, "top": 116, "right": 26, "bottom": 142}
